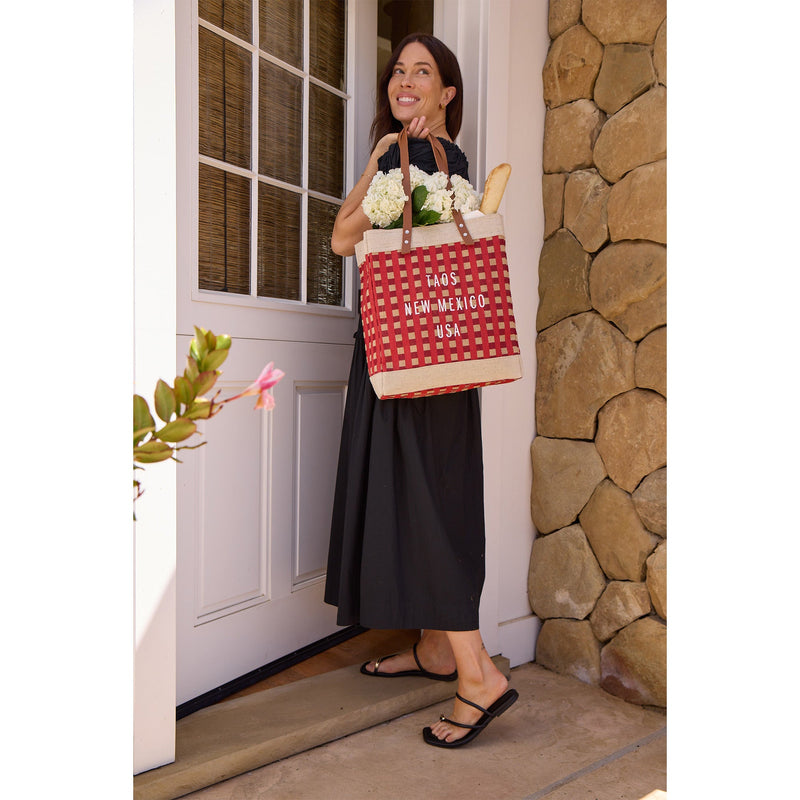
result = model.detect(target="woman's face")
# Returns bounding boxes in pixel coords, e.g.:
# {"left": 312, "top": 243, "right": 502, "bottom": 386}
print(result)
{"left": 387, "top": 41, "right": 455, "bottom": 132}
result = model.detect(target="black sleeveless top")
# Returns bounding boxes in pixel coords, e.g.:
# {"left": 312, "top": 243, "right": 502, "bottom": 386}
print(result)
{"left": 377, "top": 136, "right": 470, "bottom": 181}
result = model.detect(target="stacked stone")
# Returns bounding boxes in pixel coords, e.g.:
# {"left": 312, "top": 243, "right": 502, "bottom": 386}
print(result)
{"left": 529, "top": 0, "right": 666, "bottom": 708}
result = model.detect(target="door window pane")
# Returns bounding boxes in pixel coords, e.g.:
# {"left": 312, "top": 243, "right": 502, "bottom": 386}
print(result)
{"left": 198, "top": 1, "right": 348, "bottom": 305}
{"left": 258, "top": 183, "right": 301, "bottom": 300}
{"left": 199, "top": 164, "right": 251, "bottom": 294}
{"left": 199, "top": 0, "right": 253, "bottom": 42}
{"left": 307, "top": 198, "right": 342, "bottom": 306}
{"left": 199, "top": 27, "right": 252, "bottom": 170}
{"left": 258, "top": 58, "right": 303, "bottom": 185}
{"left": 310, "top": 0, "right": 345, "bottom": 90}
{"left": 309, "top": 84, "right": 345, "bottom": 198}
{"left": 260, "top": 0, "right": 303, "bottom": 68}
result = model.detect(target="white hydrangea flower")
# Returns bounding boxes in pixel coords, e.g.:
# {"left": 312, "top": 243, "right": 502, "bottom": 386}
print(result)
{"left": 408, "top": 165, "right": 429, "bottom": 190}
{"left": 423, "top": 186, "right": 454, "bottom": 220}
{"left": 361, "top": 170, "right": 408, "bottom": 228}
{"left": 361, "top": 167, "right": 480, "bottom": 229}
{"left": 450, "top": 173, "right": 481, "bottom": 214}
{"left": 423, "top": 170, "right": 448, "bottom": 194}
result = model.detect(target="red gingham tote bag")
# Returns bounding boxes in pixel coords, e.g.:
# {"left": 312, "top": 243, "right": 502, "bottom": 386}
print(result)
{"left": 355, "top": 129, "right": 522, "bottom": 400}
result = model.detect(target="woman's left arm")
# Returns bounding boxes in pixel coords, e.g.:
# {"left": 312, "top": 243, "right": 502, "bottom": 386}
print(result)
{"left": 331, "top": 117, "right": 431, "bottom": 257}
{"left": 330, "top": 136, "right": 393, "bottom": 257}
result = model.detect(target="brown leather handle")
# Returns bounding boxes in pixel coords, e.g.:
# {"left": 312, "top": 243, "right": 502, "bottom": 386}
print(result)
{"left": 396, "top": 126, "right": 474, "bottom": 254}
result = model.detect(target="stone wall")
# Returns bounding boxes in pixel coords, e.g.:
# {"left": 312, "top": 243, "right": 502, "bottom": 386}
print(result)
{"left": 529, "top": 0, "right": 666, "bottom": 708}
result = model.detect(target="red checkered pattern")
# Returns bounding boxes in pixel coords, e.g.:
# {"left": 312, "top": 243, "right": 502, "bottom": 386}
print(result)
{"left": 359, "top": 233, "right": 521, "bottom": 399}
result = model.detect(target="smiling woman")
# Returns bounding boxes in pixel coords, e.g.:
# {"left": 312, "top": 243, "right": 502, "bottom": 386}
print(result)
{"left": 387, "top": 41, "right": 456, "bottom": 135}
{"left": 325, "top": 32, "right": 519, "bottom": 749}
{"left": 370, "top": 33, "right": 464, "bottom": 153}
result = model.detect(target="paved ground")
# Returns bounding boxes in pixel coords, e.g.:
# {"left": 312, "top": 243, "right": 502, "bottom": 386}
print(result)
{"left": 183, "top": 662, "right": 666, "bottom": 800}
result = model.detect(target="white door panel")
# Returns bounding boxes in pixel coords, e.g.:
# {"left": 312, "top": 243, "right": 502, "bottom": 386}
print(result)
{"left": 174, "top": 0, "right": 374, "bottom": 703}
{"left": 176, "top": 335, "right": 352, "bottom": 704}
{"left": 292, "top": 384, "right": 348, "bottom": 586}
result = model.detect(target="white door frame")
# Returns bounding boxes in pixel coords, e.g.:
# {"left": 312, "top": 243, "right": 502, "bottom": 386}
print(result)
{"left": 435, "top": 0, "right": 547, "bottom": 666}
{"left": 133, "top": 0, "right": 178, "bottom": 775}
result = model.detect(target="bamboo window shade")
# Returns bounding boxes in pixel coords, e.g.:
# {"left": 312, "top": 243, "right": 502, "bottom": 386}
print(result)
{"left": 260, "top": 0, "right": 303, "bottom": 69}
{"left": 199, "top": 0, "right": 252, "bottom": 42}
{"left": 310, "top": 0, "right": 345, "bottom": 90}
{"left": 306, "top": 0, "right": 346, "bottom": 306}
{"left": 258, "top": 58, "right": 302, "bottom": 185}
{"left": 199, "top": 164, "right": 251, "bottom": 294}
{"left": 307, "top": 197, "right": 342, "bottom": 306}
{"left": 258, "top": 182, "right": 301, "bottom": 300}
{"left": 199, "top": 27, "right": 251, "bottom": 171}
{"left": 198, "top": 0, "right": 347, "bottom": 305}
{"left": 309, "top": 83, "right": 344, "bottom": 199}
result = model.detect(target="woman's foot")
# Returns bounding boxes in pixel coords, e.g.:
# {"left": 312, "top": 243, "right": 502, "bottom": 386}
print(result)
{"left": 362, "top": 630, "right": 456, "bottom": 678}
{"left": 423, "top": 687, "right": 518, "bottom": 748}
{"left": 427, "top": 637, "right": 509, "bottom": 744}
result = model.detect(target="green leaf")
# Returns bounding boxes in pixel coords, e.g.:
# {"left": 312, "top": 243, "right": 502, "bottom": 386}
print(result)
{"left": 156, "top": 417, "right": 198, "bottom": 443}
{"left": 411, "top": 185, "right": 428, "bottom": 214}
{"left": 154, "top": 379, "right": 177, "bottom": 423}
{"left": 134, "top": 394, "right": 155, "bottom": 433}
{"left": 415, "top": 209, "right": 442, "bottom": 226}
{"left": 385, "top": 215, "right": 403, "bottom": 230}
{"left": 184, "top": 399, "right": 212, "bottom": 420}
{"left": 134, "top": 425, "right": 155, "bottom": 446}
{"left": 193, "top": 370, "right": 218, "bottom": 397}
{"left": 200, "top": 348, "right": 228, "bottom": 373}
{"left": 174, "top": 376, "right": 194, "bottom": 406}
{"left": 185, "top": 356, "right": 200, "bottom": 383}
{"left": 205, "top": 329, "right": 217, "bottom": 351}
{"left": 215, "top": 334, "right": 232, "bottom": 351}
{"left": 190, "top": 327, "right": 208, "bottom": 361}
{"left": 134, "top": 440, "right": 175, "bottom": 463}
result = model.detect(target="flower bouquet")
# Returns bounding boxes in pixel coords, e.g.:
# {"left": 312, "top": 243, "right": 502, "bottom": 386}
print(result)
{"left": 361, "top": 165, "right": 480, "bottom": 229}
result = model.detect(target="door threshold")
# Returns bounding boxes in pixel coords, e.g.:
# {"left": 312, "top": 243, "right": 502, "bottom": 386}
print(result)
{"left": 176, "top": 625, "right": 368, "bottom": 720}
{"left": 134, "top": 655, "right": 510, "bottom": 800}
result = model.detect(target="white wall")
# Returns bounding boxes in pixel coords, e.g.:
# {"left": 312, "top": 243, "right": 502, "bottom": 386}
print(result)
{"left": 437, "top": 0, "right": 548, "bottom": 666}
{"left": 3, "top": 3, "right": 134, "bottom": 796}
{"left": 486, "top": 0, "right": 549, "bottom": 666}
{"left": 133, "top": 0, "right": 179, "bottom": 775}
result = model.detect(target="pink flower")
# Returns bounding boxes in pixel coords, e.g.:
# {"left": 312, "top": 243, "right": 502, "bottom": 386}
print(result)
{"left": 243, "top": 362, "right": 285, "bottom": 409}
{"left": 225, "top": 362, "right": 285, "bottom": 410}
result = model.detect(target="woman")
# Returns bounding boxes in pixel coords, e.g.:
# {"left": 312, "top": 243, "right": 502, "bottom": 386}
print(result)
{"left": 325, "top": 33, "right": 517, "bottom": 748}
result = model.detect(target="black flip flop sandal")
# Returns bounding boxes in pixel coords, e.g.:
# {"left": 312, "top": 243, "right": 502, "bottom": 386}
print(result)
{"left": 422, "top": 688, "right": 519, "bottom": 747}
{"left": 360, "top": 641, "right": 458, "bottom": 681}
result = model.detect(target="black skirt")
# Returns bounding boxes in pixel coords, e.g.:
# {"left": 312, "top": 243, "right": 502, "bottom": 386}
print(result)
{"left": 324, "top": 138, "right": 486, "bottom": 631}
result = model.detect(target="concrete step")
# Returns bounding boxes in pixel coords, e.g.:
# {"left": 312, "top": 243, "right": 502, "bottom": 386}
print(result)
{"left": 134, "top": 656, "right": 510, "bottom": 800}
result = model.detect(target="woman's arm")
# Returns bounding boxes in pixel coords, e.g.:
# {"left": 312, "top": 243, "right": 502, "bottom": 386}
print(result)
{"left": 331, "top": 118, "right": 431, "bottom": 256}
{"left": 330, "top": 133, "right": 395, "bottom": 256}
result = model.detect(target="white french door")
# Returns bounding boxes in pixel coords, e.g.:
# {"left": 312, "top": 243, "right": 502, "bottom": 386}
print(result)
{"left": 175, "top": 0, "right": 376, "bottom": 704}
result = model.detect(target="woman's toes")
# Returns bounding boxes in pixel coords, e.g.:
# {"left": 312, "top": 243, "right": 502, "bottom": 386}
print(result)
{"left": 430, "top": 720, "right": 451, "bottom": 741}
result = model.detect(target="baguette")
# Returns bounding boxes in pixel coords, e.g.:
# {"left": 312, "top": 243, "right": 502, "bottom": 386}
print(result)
{"left": 479, "top": 163, "right": 512, "bottom": 214}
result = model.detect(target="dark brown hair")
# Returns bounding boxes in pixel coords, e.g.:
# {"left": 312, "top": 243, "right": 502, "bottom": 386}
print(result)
{"left": 369, "top": 33, "right": 464, "bottom": 151}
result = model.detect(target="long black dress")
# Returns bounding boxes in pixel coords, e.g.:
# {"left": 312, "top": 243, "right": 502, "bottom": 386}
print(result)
{"left": 324, "top": 137, "right": 485, "bottom": 632}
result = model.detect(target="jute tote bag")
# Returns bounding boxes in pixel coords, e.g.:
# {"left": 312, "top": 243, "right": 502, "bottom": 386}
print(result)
{"left": 356, "top": 129, "right": 522, "bottom": 399}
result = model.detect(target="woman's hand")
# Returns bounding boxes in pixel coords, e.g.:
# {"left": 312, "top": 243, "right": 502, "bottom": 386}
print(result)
{"left": 405, "top": 116, "right": 431, "bottom": 139}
